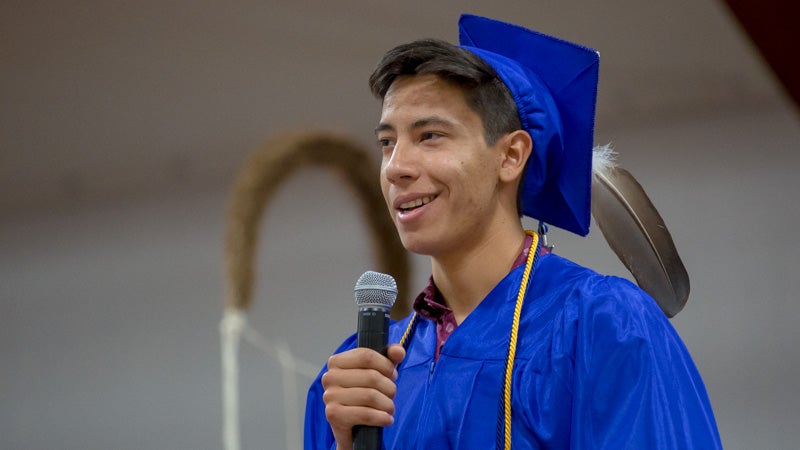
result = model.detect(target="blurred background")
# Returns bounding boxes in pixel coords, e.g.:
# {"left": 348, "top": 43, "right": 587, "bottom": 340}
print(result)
{"left": 2, "top": 1, "right": 798, "bottom": 449}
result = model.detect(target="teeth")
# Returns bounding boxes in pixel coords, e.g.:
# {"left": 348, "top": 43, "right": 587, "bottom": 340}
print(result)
{"left": 399, "top": 196, "right": 433, "bottom": 210}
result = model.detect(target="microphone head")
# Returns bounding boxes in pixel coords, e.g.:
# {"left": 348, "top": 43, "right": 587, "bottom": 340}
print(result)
{"left": 354, "top": 271, "right": 398, "bottom": 310}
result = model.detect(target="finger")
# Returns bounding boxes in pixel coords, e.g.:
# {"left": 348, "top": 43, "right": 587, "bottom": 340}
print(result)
{"left": 322, "top": 386, "right": 396, "bottom": 415}
{"left": 321, "top": 368, "right": 397, "bottom": 398}
{"left": 324, "top": 402, "right": 395, "bottom": 429}
{"left": 327, "top": 347, "right": 397, "bottom": 378}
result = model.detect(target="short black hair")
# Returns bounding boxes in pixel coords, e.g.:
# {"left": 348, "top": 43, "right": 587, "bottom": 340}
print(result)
{"left": 368, "top": 39, "right": 521, "bottom": 145}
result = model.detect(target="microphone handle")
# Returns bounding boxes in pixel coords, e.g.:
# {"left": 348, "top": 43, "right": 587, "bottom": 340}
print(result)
{"left": 353, "top": 307, "right": 390, "bottom": 450}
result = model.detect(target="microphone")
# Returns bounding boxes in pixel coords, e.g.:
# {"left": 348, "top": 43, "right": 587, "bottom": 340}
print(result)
{"left": 352, "top": 270, "right": 398, "bottom": 450}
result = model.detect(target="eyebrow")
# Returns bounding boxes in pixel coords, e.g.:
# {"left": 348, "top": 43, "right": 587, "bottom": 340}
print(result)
{"left": 374, "top": 116, "right": 456, "bottom": 135}
{"left": 374, "top": 123, "right": 394, "bottom": 135}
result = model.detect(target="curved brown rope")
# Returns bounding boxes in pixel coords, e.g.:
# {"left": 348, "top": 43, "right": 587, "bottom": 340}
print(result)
{"left": 224, "top": 131, "right": 411, "bottom": 319}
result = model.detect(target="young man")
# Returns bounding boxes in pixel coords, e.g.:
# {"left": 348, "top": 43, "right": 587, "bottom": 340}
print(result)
{"left": 305, "top": 15, "right": 721, "bottom": 449}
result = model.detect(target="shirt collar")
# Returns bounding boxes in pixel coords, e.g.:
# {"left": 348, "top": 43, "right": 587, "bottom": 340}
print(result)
{"left": 412, "top": 233, "right": 536, "bottom": 318}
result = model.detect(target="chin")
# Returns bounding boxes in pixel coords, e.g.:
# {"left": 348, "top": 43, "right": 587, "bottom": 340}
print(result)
{"left": 398, "top": 236, "right": 430, "bottom": 256}
{"left": 397, "top": 229, "right": 449, "bottom": 257}
{"left": 395, "top": 229, "right": 428, "bottom": 255}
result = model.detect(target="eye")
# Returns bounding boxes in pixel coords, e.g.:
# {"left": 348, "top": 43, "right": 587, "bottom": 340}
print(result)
{"left": 377, "top": 136, "right": 395, "bottom": 151}
{"left": 420, "top": 131, "right": 441, "bottom": 142}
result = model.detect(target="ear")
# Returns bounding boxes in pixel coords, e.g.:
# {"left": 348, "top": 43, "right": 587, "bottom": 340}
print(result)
{"left": 497, "top": 130, "right": 532, "bottom": 184}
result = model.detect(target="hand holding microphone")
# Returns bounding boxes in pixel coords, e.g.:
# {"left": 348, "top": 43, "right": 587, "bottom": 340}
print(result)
{"left": 321, "top": 271, "right": 405, "bottom": 450}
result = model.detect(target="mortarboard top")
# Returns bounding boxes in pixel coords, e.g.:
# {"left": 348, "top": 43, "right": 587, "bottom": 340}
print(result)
{"left": 458, "top": 14, "right": 600, "bottom": 236}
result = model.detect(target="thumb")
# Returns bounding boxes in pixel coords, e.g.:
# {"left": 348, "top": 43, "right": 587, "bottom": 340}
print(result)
{"left": 386, "top": 344, "right": 406, "bottom": 367}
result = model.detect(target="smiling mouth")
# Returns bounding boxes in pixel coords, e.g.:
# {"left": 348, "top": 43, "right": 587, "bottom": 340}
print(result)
{"left": 399, "top": 196, "right": 435, "bottom": 212}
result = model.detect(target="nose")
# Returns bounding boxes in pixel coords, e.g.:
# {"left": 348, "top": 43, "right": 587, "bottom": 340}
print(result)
{"left": 383, "top": 139, "right": 419, "bottom": 185}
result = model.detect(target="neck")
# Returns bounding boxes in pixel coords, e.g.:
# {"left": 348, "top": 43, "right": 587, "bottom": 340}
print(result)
{"left": 431, "top": 223, "right": 527, "bottom": 324}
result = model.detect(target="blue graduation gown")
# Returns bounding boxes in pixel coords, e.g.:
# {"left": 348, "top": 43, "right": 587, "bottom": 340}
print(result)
{"left": 304, "top": 253, "right": 722, "bottom": 449}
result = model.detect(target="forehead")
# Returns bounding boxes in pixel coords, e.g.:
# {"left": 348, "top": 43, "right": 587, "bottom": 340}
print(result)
{"left": 380, "top": 74, "right": 474, "bottom": 122}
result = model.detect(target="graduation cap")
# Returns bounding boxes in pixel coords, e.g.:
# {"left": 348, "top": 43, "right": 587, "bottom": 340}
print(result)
{"left": 459, "top": 14, "right": 600, "bottom": 236}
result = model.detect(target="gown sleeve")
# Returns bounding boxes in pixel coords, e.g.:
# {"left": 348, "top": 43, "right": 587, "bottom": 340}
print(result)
{"left": 303, "top": 334, "right": 357, "bottom": 450}
{"left": 570, "top": 276, "right": 722, "bottom": 449}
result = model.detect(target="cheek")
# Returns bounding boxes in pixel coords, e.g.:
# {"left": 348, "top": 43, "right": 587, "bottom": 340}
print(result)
{"left": 379, "top": 173, "right": 391, "bottom": 204}
{"left": 460, "top": 160, "right": 500, "bottom": 202}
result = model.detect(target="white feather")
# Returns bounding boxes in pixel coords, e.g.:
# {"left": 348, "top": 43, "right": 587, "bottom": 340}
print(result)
{"left": 592, "top": 143, "right": 617, "bottom": 175}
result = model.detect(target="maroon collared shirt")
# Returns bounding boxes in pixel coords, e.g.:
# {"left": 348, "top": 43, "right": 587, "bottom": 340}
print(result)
{"left": 411, "top": 234, "right": 544, "bottom": 360}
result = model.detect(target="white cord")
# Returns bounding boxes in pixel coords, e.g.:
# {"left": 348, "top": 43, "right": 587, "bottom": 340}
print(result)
{"left": 220, "top": 308, "right": 321, "bottom": 450}
{"left": 239, "top": 324, "right": 321, "bottom": 380}
{"left": 221, "top": 308, "right": 245, "bottom": 450}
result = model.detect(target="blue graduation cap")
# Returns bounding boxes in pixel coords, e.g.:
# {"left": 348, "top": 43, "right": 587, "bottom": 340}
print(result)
{"left": 459, "top": 14, "right": 600, "bottom": 236}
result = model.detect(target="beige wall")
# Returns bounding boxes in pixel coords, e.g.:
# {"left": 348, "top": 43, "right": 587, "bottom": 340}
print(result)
{"left": 3, "top": 102, "right": 799, "bottom": 449}
{"left": 2, "top": 1, "right": 799, "bottom": 449}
